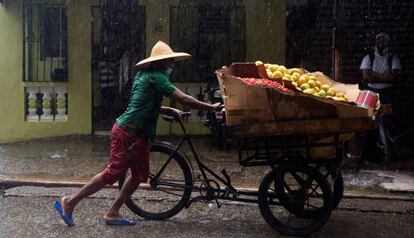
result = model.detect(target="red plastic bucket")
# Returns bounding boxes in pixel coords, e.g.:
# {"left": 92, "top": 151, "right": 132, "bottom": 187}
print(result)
{"left": 356, "top": 90, "right": 378, "bottom": 108}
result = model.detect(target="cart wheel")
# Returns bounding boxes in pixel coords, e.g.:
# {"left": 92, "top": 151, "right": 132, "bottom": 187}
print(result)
{"left": 280, "top": 164, "right": 342, "bottom": 219}
{"left": 325, "top": 165, "right": 344, "bottom": 209}
{"left": 258, "top": 164, "right": 333, "bottom": 236}
{"left": 309, "top": 163, "right": 344, "bottom": 209}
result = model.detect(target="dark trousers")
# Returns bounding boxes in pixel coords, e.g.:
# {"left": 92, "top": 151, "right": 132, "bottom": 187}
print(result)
{"left": 366, "top": 87, "right": 394, "bottom": 162}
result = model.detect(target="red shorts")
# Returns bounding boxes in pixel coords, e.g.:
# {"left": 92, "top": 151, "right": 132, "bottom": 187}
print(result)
{"left": 101, "top": 124, "right": 150, "bottom": 185}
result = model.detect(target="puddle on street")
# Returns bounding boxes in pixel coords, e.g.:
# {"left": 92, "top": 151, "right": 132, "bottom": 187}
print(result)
{"left": 0, "top": 135, "right": 405, "bottom": 191}
{"left": 0, "top": 135, "right": 269, "bottom": 188}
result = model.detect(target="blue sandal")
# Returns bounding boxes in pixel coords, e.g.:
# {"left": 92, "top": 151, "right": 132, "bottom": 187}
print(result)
{"left": 105, "top": 217, "right": 136, "bottom": 226}
{"left": 54, "top": 200, "right": 75, "bottom": 226}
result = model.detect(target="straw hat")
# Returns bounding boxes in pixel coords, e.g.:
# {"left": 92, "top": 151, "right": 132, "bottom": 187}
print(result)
{"left": 135, "top": 41, "right": 191, "bottom": 69}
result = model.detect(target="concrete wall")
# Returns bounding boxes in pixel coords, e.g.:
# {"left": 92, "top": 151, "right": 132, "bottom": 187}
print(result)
{"left": 0, "top": 0, "right": 286, "bottom": 142}
{"left": 0, "top": 0, "right": 94, "bottom": 143}
{"left": 141, "top": 0, "right": 286, "bottom": 64}
{"left": 0, "top": 1, "right": 24, "bottom": 142}
{"left": 141, "top": 0, "right": 286, "bottom": 136}
{"left": 245, "top": 0, "right": 286, "bottom": 64}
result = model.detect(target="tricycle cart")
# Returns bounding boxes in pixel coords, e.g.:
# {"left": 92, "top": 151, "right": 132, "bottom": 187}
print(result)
{"left": 119, "top": 113, "right": 375, "bottom": 237}
{"left": 209, "top": 62, "right": 377, "bottom": 235}
{"left": 227, "top": 117, "right": 375, "bottom": 236}
{"left": 120, "top": 62, "right": 377, "bottom": 236}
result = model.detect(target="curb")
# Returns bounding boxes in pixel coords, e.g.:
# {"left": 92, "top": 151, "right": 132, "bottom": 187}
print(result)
{"left": 1, "top": 178, "right": 414, "bottom": 201}
{"left": 0, "top": 178, "right": 118, "bottom": 189}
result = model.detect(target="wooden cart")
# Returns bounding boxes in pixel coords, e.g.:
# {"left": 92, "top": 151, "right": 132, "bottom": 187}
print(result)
{"left": 214, "top": 63, "right": 377, "bottom": 235}
{"left": 222, "top": 115, "right": 376, "bottom": 236}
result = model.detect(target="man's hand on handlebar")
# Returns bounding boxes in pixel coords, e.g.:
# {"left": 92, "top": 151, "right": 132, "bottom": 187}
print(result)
{"left": 169, "top": 107, "right": 183, "bottom": 120}
{"left": 211, "top": 102, "right": 223, "bottom": 111}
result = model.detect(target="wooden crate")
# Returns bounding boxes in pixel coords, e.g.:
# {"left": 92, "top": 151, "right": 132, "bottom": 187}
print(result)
{"left": 227, "top": 117, "right": 376, "bottom": 137}
{"left": 216, "top": 63, "right": 373, "bottom": 126}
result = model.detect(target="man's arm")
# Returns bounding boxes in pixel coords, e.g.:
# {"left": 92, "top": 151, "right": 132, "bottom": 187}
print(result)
{"left": 170, "top": 88, "right": 220, "bottom": 111}
{"left": 362, "top": 69, "right": 397, "bottom": 83}
{"left": 385, "top": 69, "right": 400, "bottom": 81}
{"left": 160, "top": 106, "right": 181, "bottom": 115}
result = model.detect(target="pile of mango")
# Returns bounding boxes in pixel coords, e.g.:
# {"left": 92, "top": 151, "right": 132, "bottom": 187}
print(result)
{"left": 256, "top": 61, "right": 348, "bottom": 102}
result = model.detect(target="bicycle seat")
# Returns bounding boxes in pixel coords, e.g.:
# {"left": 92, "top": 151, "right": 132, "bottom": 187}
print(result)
{"left": 162, "top": 112, "right": 192, "bottom": 122}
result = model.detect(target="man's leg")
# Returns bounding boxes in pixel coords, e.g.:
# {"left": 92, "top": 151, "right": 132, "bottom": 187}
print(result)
{"left": 62, "top": 173, "right": 107, "bottom": 216}
{"left": 104, "top": 175, "right": 139, "bottom": 221}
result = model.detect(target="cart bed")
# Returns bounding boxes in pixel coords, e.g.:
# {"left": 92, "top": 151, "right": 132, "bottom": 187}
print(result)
{"left": 227, "top": 117, "right": 375, "bottom": 138}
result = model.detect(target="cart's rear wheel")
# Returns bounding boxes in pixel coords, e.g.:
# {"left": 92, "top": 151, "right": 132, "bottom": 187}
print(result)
{"left": 258, "top": 164, "right": 333, "bottom": 236}
{"left": 325, "top": 165, "right": 344, "bottom": 209}
{"left": 279, "top": 164, "right": 341, "bottom": 219}
{"left": 309, "top": 163, "right": 344, "bottom": 209}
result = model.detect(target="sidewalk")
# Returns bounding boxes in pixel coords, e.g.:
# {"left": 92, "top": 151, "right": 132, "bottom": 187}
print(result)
{"left": 0, "top": 134, "right": 413, "bottom": 200}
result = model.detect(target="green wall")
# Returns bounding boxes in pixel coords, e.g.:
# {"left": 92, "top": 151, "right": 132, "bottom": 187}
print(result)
{"left": 0, "top": 0, "right": 285, "bottom": 143}
{"left": 245, "top": 0, "right": 286, "bottom": 64}
{"left": 0, "top": 1, "right": 23, "bottom": 142}
{"left": 142, "top": 0, "right": 286, "bottom": 136}
{"left": 141, "top": 0, "right": 286, "bottom": 64}
{"left": 0, "top": 0, "right": 93, "bottom": 143}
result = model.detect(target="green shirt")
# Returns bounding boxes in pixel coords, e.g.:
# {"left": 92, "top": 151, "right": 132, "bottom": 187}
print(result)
{"left": 116, "top": 70, "right": 176, "bottom": 141}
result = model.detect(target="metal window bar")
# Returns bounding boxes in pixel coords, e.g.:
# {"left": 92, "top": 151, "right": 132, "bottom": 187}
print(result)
{"left": 23, "top": 0, "right": 68, "bottom": 82}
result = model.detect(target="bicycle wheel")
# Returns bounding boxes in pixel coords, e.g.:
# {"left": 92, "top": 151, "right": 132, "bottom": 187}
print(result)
{"left": 258, "top": 164, "right": 333, "bottom": 236}
{"left": 119, "top": 142, "right": 193, "bottom": 220}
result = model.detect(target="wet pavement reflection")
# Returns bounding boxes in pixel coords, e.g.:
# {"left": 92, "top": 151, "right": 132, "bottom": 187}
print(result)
{"left": 1, "top": 186, "right": 414, "bottom": 238}
{"left": 0, "top": 135, "right": 412, "bottom": 192}
{"left": 0, "top": 135, "right": 269, "bottom": 188}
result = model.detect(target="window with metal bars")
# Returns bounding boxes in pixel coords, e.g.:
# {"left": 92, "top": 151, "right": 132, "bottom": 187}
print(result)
{"left": 23, "top": 1, "right": 68, "bottom": 82}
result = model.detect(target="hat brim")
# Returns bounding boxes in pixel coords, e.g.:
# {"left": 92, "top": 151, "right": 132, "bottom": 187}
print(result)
{"left": 134, "top": 52, "right": 191, "bottom": 69}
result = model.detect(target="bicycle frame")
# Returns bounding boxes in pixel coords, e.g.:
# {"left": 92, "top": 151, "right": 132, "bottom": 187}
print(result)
{"left": 160, "top": 117, "right": 261, "bottom": 205}
{"left": 124, "top": 114, "right": 341, "bottom": 236}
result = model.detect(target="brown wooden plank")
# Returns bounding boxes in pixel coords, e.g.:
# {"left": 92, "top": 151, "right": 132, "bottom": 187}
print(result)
{"left": 228, "top": 117, "right": 376, "bottom": 137}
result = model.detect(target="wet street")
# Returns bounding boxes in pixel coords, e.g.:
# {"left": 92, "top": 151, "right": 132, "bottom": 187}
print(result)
{"left": 0, "top": 135, "right": 413, "bottom": 190}
{"left": 1, "top": 135, "right": 414, "bottom": 237}
{"left": 0, "top": 186, "right": 413, "bottom": 238}
{"left": 1, "top": 0, "right": 414, "bottom": 237}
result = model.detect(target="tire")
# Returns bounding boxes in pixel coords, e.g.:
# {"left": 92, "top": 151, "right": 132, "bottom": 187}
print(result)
{"left": 258, "top": 164, "right": 333, "bottom": 236}
{"left": 119, "top": 142, "right": 193, "bottom": 220}
{"left": 300, "top": 165, "right": 343, "bottom": 217}
{"left": 309, "top": 163, "right": 344, "bottom": 209}
{"left": 327, "top": 166, "right": 344, "bottom": 209}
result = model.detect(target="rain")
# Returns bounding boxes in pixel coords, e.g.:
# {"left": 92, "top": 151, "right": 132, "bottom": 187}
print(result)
{"left": 0, "top": 0, "right": 414, "bottom": 237}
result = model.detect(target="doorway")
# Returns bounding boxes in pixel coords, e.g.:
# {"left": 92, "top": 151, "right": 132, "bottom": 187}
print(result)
{"left": 91, "top": 0, "right": 146, "bottom": 131}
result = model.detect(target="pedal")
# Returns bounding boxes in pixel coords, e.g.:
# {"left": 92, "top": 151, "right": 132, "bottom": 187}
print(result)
{"left": 186, "top": 196, "right": 203, "bottom": 208}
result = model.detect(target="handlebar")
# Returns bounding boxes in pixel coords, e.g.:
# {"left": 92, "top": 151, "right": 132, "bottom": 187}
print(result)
{"left": 162, "top": 111, "right": 192, "bottom": 122}
{"left": 162, "top": 104, "right": 225, "bottom": 122}
{"left": 216, "top": 104, "right": 225, "bottom": 111}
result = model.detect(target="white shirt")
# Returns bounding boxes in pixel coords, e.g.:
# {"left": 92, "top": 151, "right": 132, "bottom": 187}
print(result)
{"left": 360, "top": 49, "right": 401, "bottom": 89}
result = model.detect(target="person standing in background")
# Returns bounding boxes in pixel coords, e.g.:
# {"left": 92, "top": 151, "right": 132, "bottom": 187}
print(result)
{"left": 358, "top": 32, "right": 401, "bottom": 163}
{"left": 360, "top": 32, "right": 401, "bottom": 104}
